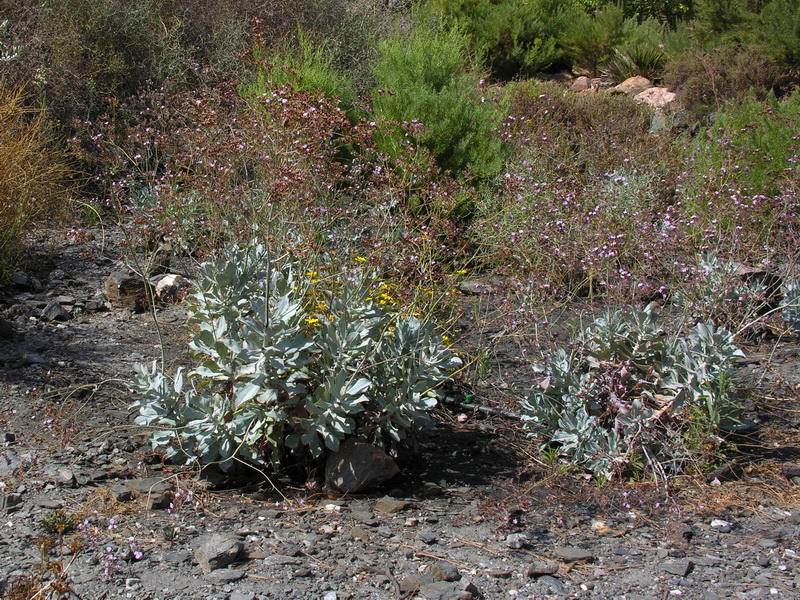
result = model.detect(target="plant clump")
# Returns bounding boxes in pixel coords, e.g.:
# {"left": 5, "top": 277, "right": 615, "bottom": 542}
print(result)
{"left": 130, "top": 241, "right": 461, "bottom": 472}
{"left": 520, "top": 304, "right": 744, "bottom": 482}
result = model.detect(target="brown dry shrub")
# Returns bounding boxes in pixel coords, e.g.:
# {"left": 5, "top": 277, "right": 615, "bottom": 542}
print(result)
{"left": 663, "top": 45, "right": 796, "bottom": 118}
{"left": 0, "top": 86, "right": 71, "bottom": 279}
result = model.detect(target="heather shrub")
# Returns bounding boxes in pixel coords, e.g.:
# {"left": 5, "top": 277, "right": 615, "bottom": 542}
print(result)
{"left": 664, "top": 45, "right": 788, "bottom": 117}
{"left": 468, "top": 80, "right": 682, "bottom": 299}
{"left": 0, "top": 86, "right": 71, "bottom": 279}
{"left": 689, "top": 91, "right": 800, "bottom": 195}
{"left": 372, "top": 19, "right": 506, "bottom": 178}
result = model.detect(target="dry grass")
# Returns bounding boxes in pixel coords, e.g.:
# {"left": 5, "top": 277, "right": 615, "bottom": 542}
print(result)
{"left": 0, "top": 85, "right": 71, "bottom": 280}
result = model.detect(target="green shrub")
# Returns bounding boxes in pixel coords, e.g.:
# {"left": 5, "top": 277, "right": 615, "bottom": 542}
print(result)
{"left": 0, "top": 86, "right": 71, "bottom": 280}
{"left": 242, "top": 28, "right": 356, "bottom": 111}
{"left": 426, "top": 0, "right": 579, "bottom": 79}
{"left": 372, "top": 19, "right": 505, "bottom": 178}
{"left": 688, "top": 90, "right": 800, "bottom": 195}
{"left": 520, "top": 304, "right": 744, "bottom": 481}
{"left": 565, "top": 4, "right": 633, "bottom": 76}
{"left": 130, "top": 242, "right": 461, "bottom": 471}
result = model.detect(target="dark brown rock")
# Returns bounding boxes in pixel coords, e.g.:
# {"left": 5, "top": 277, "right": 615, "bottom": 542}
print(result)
{"left": 325, "top": 438, "right": 400, "bottom": 493}
{"left": 104, "top": 271, "right": 152, "bottom": 312}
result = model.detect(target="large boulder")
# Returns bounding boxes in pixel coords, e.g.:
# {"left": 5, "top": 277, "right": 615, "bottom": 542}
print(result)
{"left": 634, "top": 87, "right": 676, "bottom": 109}
{"left": 611, "top": 76, "right": 652, "bottom": 96}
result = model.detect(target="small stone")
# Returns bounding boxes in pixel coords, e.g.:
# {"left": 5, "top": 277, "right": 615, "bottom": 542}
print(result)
{"left": 0, "top": 317, "right": 13, "bottom": 340}
{"left": 323, "top": 592, "right": 338, "bottom": 600}
{"left": 458, "top": 280, "right": 495, "bottom": 295}
{"left": 122, "top": 477, "right": 174, "bottom": 509}
{"left": 710, "top": 519, "right": 733, "bottom": 533}
{"left": 194, "top": 533, "right": 243, "bottom": 572}
{"left": 553, "top": 546, "right": 593, "bottom": 563}
{"left": 230, "top": 593, "right": 256, "bottom": 600}
{"left": 10, "top": 271, "right": 32, "bottom": 291}
{"left": 374, "top": 496, "right": 409, "bottom": 514}
{"left": 431, "top": 561, "right": 460, "bottom": 582}
{"left": 488, "top": 568, "right": 513, "bottom": 578}
{"left": 162, "top": 550, "right": 192, "bottom": 564}
{"left": 662, "top": 560, "right": 694, "bottom": 577}
{"left": 153, "top": 273, "right": 191, "bottom": 303}
{"left": 40, "top": 300, "right": 70, "bottom": 322}
{"left": 205, "top": 568, "right": 245, "bottom": 583}
{"left": 505, "top": 533, "right": 528, "bottom": 549}
{"left": 55, "top": 467, "right": 77, "bottom": 488}
{"left": 419, "top": 530, "right": 438, "bottom": 545}
{"left": 263, "top": 554, "right": 302, "bottom": 566}
{"left": 526, "top": 561, "right": 559, "bottom": 577}
{"left": 37, "top": 499, "right": 63, "bottom": 510}
{"left": 539, "top": 575, "right": 565, "bottom": 594}
{"left": 104, "top": 271, "right": 152, "bottom": 312}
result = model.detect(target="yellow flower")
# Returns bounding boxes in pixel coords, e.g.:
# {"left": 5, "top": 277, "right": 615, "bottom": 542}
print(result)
{"left": 305, "top": 317, "right": 319, "bottom": 325}
{"left": 441, "top": 335, "right": 450, "bottom": 344}
{"left": 355, "top": 256, "right": 367, "bottom": 263}
{"left": 456, "top": 269, "right": 468, "bottom": 275}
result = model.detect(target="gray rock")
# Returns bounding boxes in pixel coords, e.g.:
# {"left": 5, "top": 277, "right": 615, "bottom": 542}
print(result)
{"left": 264, "top": 554, "right": 303, "bottom": 566}
{"left": 325, "top": 438, "right": 400, "bottom": 493}
{"left": 0, "top": 317, "right": 13, "bottom": 339}
{"left": 538, "top": 575, "right": 565, "bottom": 594}
{"left": 662, "top": 560, "right": 694, "bottom": 577}
{"left": 432, "top": 561, "right": 461, "bottom": 582}
{"left": 162, "top": 550, "right": 192, "bottom": 564}
{"left": 0, "top": 450, "right": 21, "bottom": 474}
{"left": 505, "top": 533, "right": 528, "bottom": 549}
{"left": 54, "top": 467, "right": 77, "bottom": 488}
{"left": 122, "top": 477, "right": 175, "bottom": 509}
{"left": 10, "top": 271, "right": 33, "bottom": 291}
{"left": 457, "top": 280, "right": 495, "bottom": 296}
{"left": 41, "top": 300, "right": 71, "bottom": 322}
{"left": 373, "top": 496, "right": 409, "bottom": 514}
{"left": 205, "top": 567, "right": 245, "bottom": 583}
{"left": 194, "top": 533, "right": 244, "bottom": 572}
{"left": 419, "top": 530, "right": 438, "bottom": 545}
{"left": 553, "top": 546, "right": 593, "bottom": 562}
{"left": 230, "top": 593, "right": 256, "bottom": 600}
{"left": 526, "top": 561, "right": 559, "bottom": 577}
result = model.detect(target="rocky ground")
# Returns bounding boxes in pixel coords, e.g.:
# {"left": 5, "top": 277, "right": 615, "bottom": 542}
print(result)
{"left": 1, "top": 227, "right": 800, "bottom": 600}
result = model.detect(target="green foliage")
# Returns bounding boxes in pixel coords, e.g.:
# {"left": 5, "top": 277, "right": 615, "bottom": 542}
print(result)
{"left": 565, "top": 4, "right": 634, "bottom": 76}
{"left": 672, "top": 254, "right": 773, "bottom": 335}
{"left": 426, "top": 0, "right": 579, "bottom": 79}
{"left": 600, "top": 0, "right": 696, "bottom": 27}
{"left": 130, "top": 242, "right": 461, "bottom": 471}
{"left": 242, "top": 29, "right": 356, "bottom": 111}
{"left": 754, "top": 0, "right": 800, "bottom": 67}
{"left": 372, "top": 19, "right": 506, "bottom": 178}
{"left": 688, "top": 91, "right": 800, "bottom": 195}
{"left": 782, "top": 280, "right": 800, "bottom": 333}
{"left": 520, "top": 304, "right": 744, "bottom": 480}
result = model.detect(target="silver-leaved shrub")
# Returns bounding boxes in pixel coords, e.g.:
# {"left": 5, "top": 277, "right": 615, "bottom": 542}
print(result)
{"left": 520, "top": 304, "right": 744, "bottom": 481}
{"left": 130, "top": 242, "right": 461, "bottom": 471}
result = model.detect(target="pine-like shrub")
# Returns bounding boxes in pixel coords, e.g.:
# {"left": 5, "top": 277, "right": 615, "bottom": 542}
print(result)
{"left": 372, "top": 19, "right": 505, "bottom": 178}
